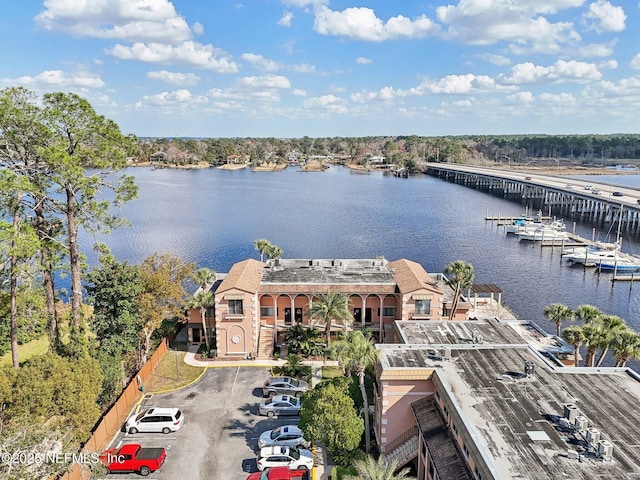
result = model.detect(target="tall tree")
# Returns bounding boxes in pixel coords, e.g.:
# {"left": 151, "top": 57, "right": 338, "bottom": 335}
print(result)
{"left": 192, "top": 268, "right": 216, "bottom": 351}
{"left": 611, "top": 329, "right": 640, "bottom": 367}
{"left": 574, "top": 304, "right": 603, "bottom": 324}
{"left": 253, "top": 239, "right": 272, "bottom": 262}
{"left": 561, "top": 326, "right": 585, "bottom": 367}
{"left": 40, "top": 92, "right": 138, "bottom": 342}
{"left": 543, "top": 303, "right": 574, "bottom": 337}
{"left": 137, "top": 253, "right": 195, "bottom": 364}
{"left": 594, "top": 315, "right": 626, "bottom": 367}
{"left": 266, "top": 244, "right": 283, "bottom": 260}
{"left": 307, "top": 291, "right": 353, "bottom": 345}
{"left": 581, "top": 322, "right": 606, "bottom": 367}
{"left": 345, "top": 455, "right": 416, "bottom": 480}
{"left": 444, "top": 260, "right": 474, "bottom": 320}
{"left": 326, "top": 330, "right": 379, "bottom": 454}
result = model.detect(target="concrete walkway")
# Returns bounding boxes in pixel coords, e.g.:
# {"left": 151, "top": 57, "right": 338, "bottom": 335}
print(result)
{"left": 181, "top": 346, "right": 336, "bottom": 479}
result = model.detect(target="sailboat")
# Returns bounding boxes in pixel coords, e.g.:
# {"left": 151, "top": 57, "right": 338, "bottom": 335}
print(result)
{"left": 594, "top": 205, "right": 640, "bottom": 272}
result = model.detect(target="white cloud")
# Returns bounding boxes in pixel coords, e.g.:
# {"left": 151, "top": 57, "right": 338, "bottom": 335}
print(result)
{"left": 508, "top": 91, "right": 535, "bottom": 103}
{"left": 356, "top": 57, "right": 372, "bottom": 64}
{"left": 292, "top": 88, "right": 307, "bottom": 96}
{"left": 238, "top": 74, "right": 291, "bottom": 89}
{"left": 590, "top": 77, "right": 640, "bottom": 97}
{"left": 500, "top": 60, "right": 602, "bottom": 84}
{"left": 424, "top": 74, "right": 512, "bottom": 95}
{"left": 280, "top": 0, "right": 328, "bottom": 7}
{"left": 631, "top": 54, "right": 640, "bottom": 70}
{"left": 242, "top": 53, "right": 281, "bottom": 72}
{"left": 135, "top": 88, "right": 208, "bottom": 112}
{"left": 107, "top": 41, "right": 239, "bottom": 73}
{"left": 538, "top": 92, "right": 577, "bottom": 105}
{"left": 291, "top": 64, "right": 316, "bottom": 73}
{"left": 578, "top": 43, "right": 615, "bottom": 58}
{"left": 436, "top": 0, "right": 582, "bottom": 54}
{"left": 477, "top": 53, "right": 511, "bottom": 66}
{"left": 313, "top": 6, "right": 439, "bottom": 42}
{"left": 583, "top": 0, "right": 626, "bottom": 33}
{"left": 147, "top": 70, "right": 201, "bottom": 86}
{"left": 35, "top": 0, "right": 193, "bottom": 43}
{"left": 11, "top": 70, "right": 105, "bottom": 88}
{"left": 303, "top": 94, "right": 348, "bottom": 114}
{"left": 278, "top": 11, "right": 294, "bottom": 27}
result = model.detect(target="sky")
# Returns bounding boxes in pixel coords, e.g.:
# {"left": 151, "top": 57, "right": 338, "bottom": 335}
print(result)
{"left": 1, "top": 0, "right": 639, "bottom": 138}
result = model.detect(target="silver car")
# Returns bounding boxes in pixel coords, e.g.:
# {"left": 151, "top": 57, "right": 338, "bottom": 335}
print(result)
{"left": 263, "top": 376, "right": 309, "bottom": 398}
{"left": 259, "top": 395, "right": 301, "bottom": 417}
{"left": 258, "top": 425, "right": 310, "bottom": 449}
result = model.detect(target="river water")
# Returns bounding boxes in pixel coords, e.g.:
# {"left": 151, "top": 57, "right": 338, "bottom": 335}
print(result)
{"left": 79, "top": 166, "right": 640, "bottom": 346}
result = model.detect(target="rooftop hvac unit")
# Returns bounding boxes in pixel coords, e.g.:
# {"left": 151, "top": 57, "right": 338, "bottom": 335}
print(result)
{"left": 586, "top": 428, "right": 600, "bottom": 445}
{"left": 574, "top": 416, "right": 588, "bottom": 433}
{"left": 598, "top": 440, "right": 613, "bottom": 459}
{"left": 524, "top": 360, "right": 535, "bottom": 378}
{"left": 563, "top": 404, "right": 579, "bottom": 423}
{"left": 442, "top": 348, "right": 452, "bottom": 360}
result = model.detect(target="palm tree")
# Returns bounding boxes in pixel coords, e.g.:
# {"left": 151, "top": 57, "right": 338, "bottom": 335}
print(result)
{"left": 307, "top": 291, "right": 353, "bottom": 345}
{"left": 594, "top": 315, "right": 626, "bottom": 367}
{"left": 253, "top": 238, "right": 272, "bottom": 262}
{"left": 574, "top": 304, "right": 603, "bottom": 324}
{"left": 444, "top": 260, "right": 474, "bottom": 320}
{"left": 561, "top": 326, "right": 585, "bottom": 367}
{"left": 327, "top": 331, "right": 379, "bottom": 453}
{"left": 344, "top": 455, "right": 416, "bottom": 480}
{"left": 189, "top": 290, "right": 215, "bottom": 351}
{"left": 266, "top": 244, "right": 283, "bottom": 259}
{"left": 543, "top": 303, "right": 574, "bottom": 337}
{"left": 581, "top": 322, "right": 606, "bottom": 367}
{"left": 611, "top": 329, "right": 640, "bottom": 367}
{"left": 192, "top": 267, "right": 216, "bottom": 351}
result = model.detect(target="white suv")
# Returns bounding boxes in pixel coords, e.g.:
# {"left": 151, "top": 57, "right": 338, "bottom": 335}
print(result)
{"left": 125, "top": 407, "right": 184, "bottom": 434}
{"left": 257, "top": 446, "right": 313, "bottom": 471}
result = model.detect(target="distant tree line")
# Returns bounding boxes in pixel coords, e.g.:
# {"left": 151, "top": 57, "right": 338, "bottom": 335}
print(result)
{"left": 135, "top": 133, "right": 640, "bottom": 171}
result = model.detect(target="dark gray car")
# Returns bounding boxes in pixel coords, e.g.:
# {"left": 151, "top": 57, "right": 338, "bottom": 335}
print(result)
{"left": 262, "top": 376, "right": 309, "bottom": 398}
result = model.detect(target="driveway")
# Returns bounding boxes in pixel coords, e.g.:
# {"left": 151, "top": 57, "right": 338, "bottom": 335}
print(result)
{"left": 104, "top": 366, "right": 301, "bottom": 479}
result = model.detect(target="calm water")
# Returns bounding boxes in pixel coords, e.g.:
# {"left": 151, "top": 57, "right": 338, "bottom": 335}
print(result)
{"left": 79, "top": 166, "right": 640, "bottom": 346}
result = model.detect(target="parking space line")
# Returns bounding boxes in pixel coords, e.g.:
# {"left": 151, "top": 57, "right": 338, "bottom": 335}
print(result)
{"left": 232, "top": 366, "right": 240, "bottom": 393}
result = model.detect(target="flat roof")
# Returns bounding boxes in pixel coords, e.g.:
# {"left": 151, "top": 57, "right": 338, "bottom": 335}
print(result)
{"left": 260, "top": 258, "right": 396, "bottom": 285}
{"left": 394, "top": 319, "right": 568, "bottom": 354}
{"left": 379, "top": 324, "right": 640, "bottom": 479}
{"left": 438, "top": 347, "right": 640, "bottom": 479}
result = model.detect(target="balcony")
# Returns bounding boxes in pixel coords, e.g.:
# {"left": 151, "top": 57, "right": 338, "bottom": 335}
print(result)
{"left": 408, "top": 310, "right": 432, "bottom": 320}
{"left": 223, "top": 309, "right": 246, "bottom": 321}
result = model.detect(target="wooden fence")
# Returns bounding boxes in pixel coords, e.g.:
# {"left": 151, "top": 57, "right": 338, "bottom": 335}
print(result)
{"left": 61, "top": 338, "right": 169, "bottom": 480}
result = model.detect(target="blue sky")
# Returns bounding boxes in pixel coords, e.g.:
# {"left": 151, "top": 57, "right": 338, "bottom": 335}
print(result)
{"left": 1, "top": 0, "right": 639, "bottom": 138}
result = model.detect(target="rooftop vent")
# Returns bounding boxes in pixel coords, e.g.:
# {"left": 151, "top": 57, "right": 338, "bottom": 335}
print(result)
{"left": 597, "top": 440, "right": 613, "bottom": 461}
{"left": 524, "top": 360, "right": 535, "bottom": 378}
{"left": 563, "top": 404, "right": 579, "bottom": 423}
{"left": 574, "top": 416, "right": 588, "bottom": 433}
{"left": 586, "top": 428, "right": 600, "bottom": 445}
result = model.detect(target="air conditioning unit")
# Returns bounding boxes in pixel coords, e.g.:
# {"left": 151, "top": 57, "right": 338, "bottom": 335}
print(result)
{"left": 442, "top": 348, "right": 452, "bottom": 360}
{"left": 598, "top": 440, "right": 613, "bottom": 459}
{"left": 574, "top": 416, "right": 588, "bottom": 433}
{"left": 586, "top": 428, "right": 600, "bottom": 445}
{"left": 563, "top": 404, "right": 579, "bottom": 423}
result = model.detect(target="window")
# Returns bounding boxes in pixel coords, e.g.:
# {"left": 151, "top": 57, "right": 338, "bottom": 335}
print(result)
{"left": 383, "top": 307, "right": 396, "bottom": 317}
{"left": 415, "top": 299, "right": 431, "bottom": 315}
{"left": 229, "top": 299, "right": 243, "bottom": 314}
{"left": 261, "top": 307, "right": 275, "bottom": 317}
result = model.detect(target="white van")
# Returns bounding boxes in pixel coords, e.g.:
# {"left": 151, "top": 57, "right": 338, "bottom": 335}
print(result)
{"left": 125, "top": 407, "right": 184, "bottom": 434}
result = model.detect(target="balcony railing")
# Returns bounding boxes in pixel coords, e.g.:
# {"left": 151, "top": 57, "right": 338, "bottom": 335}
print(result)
{"left": 223, "top": 309, "right": 246, "bottom": 321}
{"left": 408, "top": 310, "right": 432, "bottom": 320}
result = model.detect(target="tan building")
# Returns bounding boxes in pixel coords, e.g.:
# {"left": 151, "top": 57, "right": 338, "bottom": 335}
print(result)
{"left": 186, "top": 257, "right": 470, "bottom": 358}
{"left": 375, "top": 319, "right": 640, "bottom": 479}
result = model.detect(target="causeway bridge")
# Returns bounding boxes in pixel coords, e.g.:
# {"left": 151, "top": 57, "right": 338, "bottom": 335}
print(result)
{"left": 425, "top": 163, "right": 640, "bottom": 235}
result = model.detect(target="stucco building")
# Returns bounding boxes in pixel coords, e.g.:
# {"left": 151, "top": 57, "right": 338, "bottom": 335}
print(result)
{"left": 186, "top": 257, "right": 470, "bottom": 358}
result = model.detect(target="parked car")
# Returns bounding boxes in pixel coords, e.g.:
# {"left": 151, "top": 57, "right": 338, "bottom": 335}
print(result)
{"left": 257, "top": 446, "right": 313, "bottom": 471}
{"left": 263, "top": 376, "right": 309, "bottom": 398}
{"left": 591, "top": 189, "right": 601, "bottom": 195}
{"left": 258, "top": 425, "right": 310, "bottom": 449}
{"left": 125, "top": 407, "right": 184, "bottom": 434}
{"left": 246, "top": 466, "right": 310, "bottom": 480}
{"left": 584, "top": 184, "right": 593, "bottom": 190}
{"left": 100, "top": 443, "right": 166, "bottom": 476}
{"left": 612, "top": 191, "right": 624, "bottom": 197}
{"left": 259, "top": 395, "right": 302, "bottom": 417}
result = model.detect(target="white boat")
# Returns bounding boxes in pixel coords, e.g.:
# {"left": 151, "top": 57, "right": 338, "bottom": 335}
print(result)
{"left": 563, "top": 242, "right": 620, "bottom": 266}
{"left": 595, "top": 255, "right": 640, "bottom": 272}
{"left": 517, "top": 220, "right": 568, "bottom": 242}
{"left": 505, "top": 218, "right": 541, "bottom": 234}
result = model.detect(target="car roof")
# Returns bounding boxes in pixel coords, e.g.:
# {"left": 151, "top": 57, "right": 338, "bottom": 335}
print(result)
{"left": 145, "top": 407, "right": 180, "bottom": 415}
{"left": 259, "top": 446, "right": 292, "bottom": 456}
{"left": 271, "top": 395, "right": 295, "bottom": 402}
{"left": 277, "top": 425, "right": 302, "bottom": 435}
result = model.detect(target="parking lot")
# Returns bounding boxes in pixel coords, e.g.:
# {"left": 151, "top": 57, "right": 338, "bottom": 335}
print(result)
{"left": 103, "top": 367, "right": 306, "bottom": 479}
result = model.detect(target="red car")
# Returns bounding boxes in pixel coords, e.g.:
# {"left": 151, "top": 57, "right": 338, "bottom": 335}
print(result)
{"left": 100, "top": 443, "right": 166, "bottom": 476}
{"left": 246, "top": 466, "right": 310, "bottom": 480}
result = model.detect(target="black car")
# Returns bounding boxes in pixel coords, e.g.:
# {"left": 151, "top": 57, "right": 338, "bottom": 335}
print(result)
{"left": 612, "top": 191, "right": 624, "bottom": 197}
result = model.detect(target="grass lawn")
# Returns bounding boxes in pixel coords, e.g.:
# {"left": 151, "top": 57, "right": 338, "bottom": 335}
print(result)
{"left": 322, "top": 365, "right": 344, "bottom": 379}
{"left": 145, "top": 350, "right": 205, "bottom": 393}
{"left": 0, "top": 336, "right": 50, "bottom": 366}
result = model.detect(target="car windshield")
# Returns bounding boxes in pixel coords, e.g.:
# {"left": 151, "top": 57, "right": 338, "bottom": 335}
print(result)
{"left": 290, "top": 378, "right": 299, "bottom": 387}
{"left": 260, "top": 471, "right": 269, "bottom": 480}
{"left": 290, "top": 448, "right": 300, "bottom": 460}
{"left": 270, "top": 427, "right": 281, "bottom": 439}
{"left": 175, "top": 410, "right": 182, "bottom": 419}
{"left": 263, "top": 398, "right": 273, "bottom": 405}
